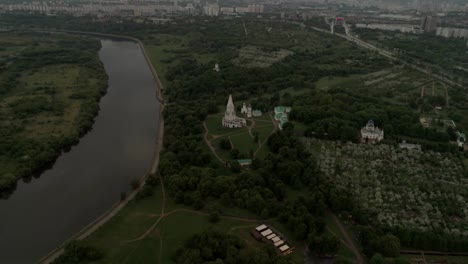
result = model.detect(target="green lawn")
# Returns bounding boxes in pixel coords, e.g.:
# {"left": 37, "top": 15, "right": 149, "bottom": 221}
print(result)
{"left": 86, "top": 197, "right": 270, "bottom": 264}
{"left": 229, "top": 131, "right": 255, "bottom": 155}
{"left": 323, "top": 212, "right": 358, "bottom": 263}
{"left": 315, "top": 74, "right": 363, "bottom": 90}
{"left": 251, "top": 124, "right": 275, "bottom": 143}
{"left": 210, "top": 137, "right": 233, "bottom": 161}
{"left": 279, "top": 87, "right": 310, "bottom": 96}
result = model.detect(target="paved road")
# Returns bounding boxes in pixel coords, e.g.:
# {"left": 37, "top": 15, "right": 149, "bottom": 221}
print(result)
{"left": 303, "top": 21, "right": 461, "bottom": 88}
{"left": 339, "top": 22, "right": 461, "bottom": 88}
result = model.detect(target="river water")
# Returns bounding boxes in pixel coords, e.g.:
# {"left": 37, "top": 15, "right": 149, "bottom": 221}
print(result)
{"left": 0, "top": 40, "right": 160, "bottom": 263}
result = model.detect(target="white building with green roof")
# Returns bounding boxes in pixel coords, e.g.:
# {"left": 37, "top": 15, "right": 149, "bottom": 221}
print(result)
{"left": 274, "top": 106, "right": 291, "bottom": 130}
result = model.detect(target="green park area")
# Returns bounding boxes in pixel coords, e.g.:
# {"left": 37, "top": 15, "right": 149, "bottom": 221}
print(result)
{"left": 0, "top": 31, "right": 107, "bottom": 195}
{"left": 204, "top": 113, "right": 276, "bottom": 162}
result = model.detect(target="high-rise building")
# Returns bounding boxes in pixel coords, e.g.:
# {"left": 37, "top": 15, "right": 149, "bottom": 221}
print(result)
{"left": 420, "top": 15, "right": 438, "bottom": 33}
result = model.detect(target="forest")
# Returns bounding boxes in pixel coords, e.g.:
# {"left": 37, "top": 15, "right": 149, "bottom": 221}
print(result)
{"left": 0, "top": 31, "right": 108, "bottom": 197}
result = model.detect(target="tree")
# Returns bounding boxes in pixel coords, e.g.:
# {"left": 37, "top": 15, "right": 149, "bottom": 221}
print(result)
{"left": 308, "top": 234, "right": 339, "bottom": 256}
{"left": 209, "top": 210, "right": 220, "bottom": 223}
{"left": 372, "top": 234, "right": 401, "bottom": 258}
{"left": 130, "top": 178, "right": 140, "bottom": 190}
{"left": 230, "top": 162, "right": 241, "bottom": 173}
{"left": 219, "top": 138, "right": 231, "bottom": 150}
{"left": 52, "top": 241, "right": 102, "bottom": 264}
{"left": 370, "top": 253, "right": 384, "bottom": 264}
{"left": 230, "top": 148, "right": 240, "bottom": 159}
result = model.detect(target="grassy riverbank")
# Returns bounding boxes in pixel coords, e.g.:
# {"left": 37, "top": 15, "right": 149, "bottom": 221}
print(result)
{"left": 0, "top": 31, "right": 108, "bottom": 197}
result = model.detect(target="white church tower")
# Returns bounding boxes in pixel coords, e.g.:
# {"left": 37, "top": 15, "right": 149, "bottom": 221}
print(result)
{"left": 222, "top": 94, "right": 246, "bottom": 128}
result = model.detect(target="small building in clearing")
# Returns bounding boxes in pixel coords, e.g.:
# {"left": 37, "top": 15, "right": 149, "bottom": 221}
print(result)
{"left": 237, "top": 159, "right": 252, "bottom": 166}
{"left": 360, "top": 120, "right": 384, "bottom": 144}
{"left": 274, "top": 106, "right": 292, "bottom": 130}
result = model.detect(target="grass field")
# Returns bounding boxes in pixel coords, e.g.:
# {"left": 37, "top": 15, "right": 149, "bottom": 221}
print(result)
{"left": 316, "top": 74, "right": 363, "bottom": 90}
{"left": 205, "top": 113, "right": 277, "bottom": 161}
{"left": 323, "top": 212, "right": 359, "bottom": 263}
{"left": 83, "top": 182, "right": 289, "bottom": 264}
{"left": 230, "top": 132, "right": 255, "bottom": 154}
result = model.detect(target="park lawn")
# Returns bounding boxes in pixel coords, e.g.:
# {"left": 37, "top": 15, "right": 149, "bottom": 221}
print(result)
{"left": 210, "top": 137, "right": 233, "bottom": 161}
{"left": 229, "top": 131, "right": 255, "bottom": 155}
{"left": 145, "top": 44, "right": 177, "bottom": 87}
{"left": 84, "top": 184, "right": 164, "bottom": 263}
{"left": 254, "top": 114, "right": 274, "bottom": 122}
{"left": 291, "top": 122, "right": 308, "bottom": 136}
{"left": 15, "top": 64, "right": 83, "bottom": 137}
{"left": 156, "top": 211, "right": 266, "bottom": 264}
{"left": 323, "top": 212, "right": 358, "bottom": 262}
{"left": 251, "top": 124, "right": 275, "bottom": 143}
{"left": 254, "top": 144, "right": 270, "bottom": 159}
{"left": 315, "top": 74, "right": 363, "bottom": 90}
{"left": 279, "top": 86, "right": 310, "bottom": 97}
{"left": 145, "top": 34, "right": 215, "bottom": 87}
{"left": 429, "top": 82, "right": 446, "bottom": 98}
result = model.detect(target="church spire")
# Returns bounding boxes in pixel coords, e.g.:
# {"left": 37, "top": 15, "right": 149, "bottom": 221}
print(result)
{"left": 224, "top": 94, "right": 236, "bottom": 120}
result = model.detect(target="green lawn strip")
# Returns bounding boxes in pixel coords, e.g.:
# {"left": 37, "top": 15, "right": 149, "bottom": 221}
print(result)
{"left": 279, "top": 87, "right": 310, "bottom": 96}
{"left": 291, "top": 122, "right": 308, "bottom": 136}
{"left": 144, "top": 45, "right": 174, "bottom": 87}
{"left": 83, "top": 185, "right": 164, "bottom": 261}
{"left": 229, "top": 131, "right": 255, "bottom": 155}
{"left": 254, "top": 114, "right": 274, "bottom": 122}
{"left": 251, "top": 124, "right": 275, "bottom": 144}
{"left": 210, "top": 137, "right": 233, "bottom": 161}
{"left": 323, "top": 212, "right": 358, "bottom": 262}
{"left": 255, "top": 144, "right": 270, "bottom": 159}
{"left": 157, "top": 211, "right": 263, "bottom": 264}
{"left": 315, "top": 74, "right": 363, "bottom": 90}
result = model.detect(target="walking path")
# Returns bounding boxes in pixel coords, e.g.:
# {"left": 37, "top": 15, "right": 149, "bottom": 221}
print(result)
{"left": 203, "top": 121, "right": 225, "bottom": 164}
{"left": 329, "top": 212, "right": 364, "bottom": 264}
{"left": 202, "top": 114, "right": 277, "bottom": 164}
{"left": 125, "top": 208, "right": 272, "bottom": 243}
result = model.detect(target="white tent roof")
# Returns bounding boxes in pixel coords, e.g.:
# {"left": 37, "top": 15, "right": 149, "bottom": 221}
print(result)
{"left": 260, "top": 229, "right": 272, "bottom": 237}
{"left": 279, "top": 245, "right": 290, "bottom": 252}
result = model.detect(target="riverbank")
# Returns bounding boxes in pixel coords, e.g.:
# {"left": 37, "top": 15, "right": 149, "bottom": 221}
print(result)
{"left": 0, "top": 32, "right": 109, "bottom": 198}
{"left": 30, "top": 32, "right": 165, "bottom": 264}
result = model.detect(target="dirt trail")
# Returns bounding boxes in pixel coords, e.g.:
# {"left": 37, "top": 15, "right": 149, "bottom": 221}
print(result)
{"left": 203, "top": 120, "right": 225, "bottom": 164}
{"left": 330, "top": 213, "right": 364, "bottom": 264}
{"left": 124, "top": 175, "right": 166, "bottom": 243}
{"left": 125, "top": 208, "right": 273, "bottom": 243}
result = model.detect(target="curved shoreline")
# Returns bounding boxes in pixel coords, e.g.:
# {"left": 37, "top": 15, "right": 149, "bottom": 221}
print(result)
{"left": 21, "top": 30, "right": 167, "bottom": 264}
{"left": 0, "top": 36, "right": 109, "bottom": 198}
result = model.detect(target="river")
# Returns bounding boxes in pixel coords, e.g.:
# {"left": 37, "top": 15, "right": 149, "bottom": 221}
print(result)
{"left": 0, "top": 39, "right": 160, "bottom": 264}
